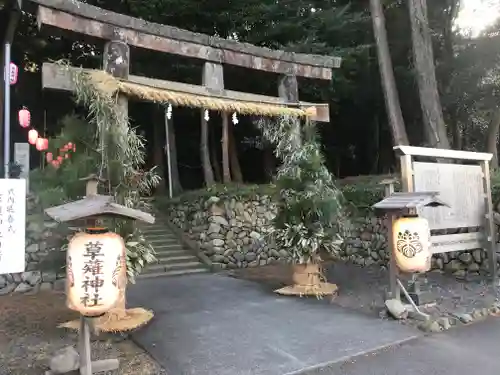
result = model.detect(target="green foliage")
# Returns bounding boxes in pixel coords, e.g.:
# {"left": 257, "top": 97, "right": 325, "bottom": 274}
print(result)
{"left": 490, "top": 170, "right": 500, "bottom": 208}
{"left": 32, "top": 63, "right": 161, "bottom": 282}
{"left": 30, "top": 114, "right": 102, "bottom": 207}
{"left": 69, "top": 64, "right": 161, "bottom": 282}
{"left": 339, "top": 175, "right": 400, "bottom": 211}
{"left": 256, "top": 116, "right": 346, "bottom": 264}
{"left": 158, "top": 183, "right": 277, "bottom": 206}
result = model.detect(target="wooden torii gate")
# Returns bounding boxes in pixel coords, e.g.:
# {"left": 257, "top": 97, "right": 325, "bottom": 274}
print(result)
{"left": 31, "top": 0, "right": 341, "bottom": 193}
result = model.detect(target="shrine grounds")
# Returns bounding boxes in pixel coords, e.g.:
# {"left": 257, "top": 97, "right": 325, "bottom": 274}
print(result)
{"left": 1, "top": 260, "right": 500, "bottom": 374}
{"left": 0, "top": 291, "right": 165, "bottom": 375}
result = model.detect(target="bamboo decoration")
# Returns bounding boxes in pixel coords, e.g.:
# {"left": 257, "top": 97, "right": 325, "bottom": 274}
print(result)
{"left": 275, "top": 263, "right": 338, "bottom": 298}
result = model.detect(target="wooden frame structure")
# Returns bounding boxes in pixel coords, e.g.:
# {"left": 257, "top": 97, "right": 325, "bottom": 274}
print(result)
{"left": 394, "top": 145, "right": 497, "bottom": 281}
{"left": 31, "top": 0, "right": 340, "bottom": 197}
{"left": 32, "top": 0, "right": 341, "bottom": 80}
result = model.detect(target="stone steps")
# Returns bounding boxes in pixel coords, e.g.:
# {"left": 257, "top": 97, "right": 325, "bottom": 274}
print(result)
{"left": 137, "top": 219, "right": 209, "bottom": 279}
{"left": 139, "top": 268, "right": 208, "bottom": 279}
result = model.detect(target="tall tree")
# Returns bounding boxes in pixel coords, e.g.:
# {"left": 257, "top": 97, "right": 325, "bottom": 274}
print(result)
{"left": 369, "top": 0, "right": 409, "bottom": 146}
{"left": 228, "top": 122, "right": 243, "bottom": 182}
{"left": 486, "top": 107, "right": 500, "bottom": 170}
{"left": 200, "top": 112, "right": 214, "bottom": 185}
{"left": 166, "top": 115, "right": 183, "bottom": 194}
{"left": 408, "top": 0, "right": 451, "bottom": 149}
{"left": 209, "top": 123, "right": 222, "bottom": 182}
{"left": 221, "top": 113, "right": 231, "bottom": 183}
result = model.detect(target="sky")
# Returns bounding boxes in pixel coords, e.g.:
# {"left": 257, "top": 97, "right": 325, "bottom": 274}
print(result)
{"left": 455, "top": 0, "right": 500, "bottom": 37}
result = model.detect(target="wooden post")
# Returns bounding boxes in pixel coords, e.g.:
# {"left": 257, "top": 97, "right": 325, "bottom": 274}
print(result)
{"left": 221, "top": 113, "right": 230, "bottom": 183}
{"left": 103, "top": 40, "right": 130, "bottom": 155}
{"left": 399, "top": 154, "right": 414, "bottom": 193}
{"left": 203, "top": 62, "right": 230, "bottom": 183}
{"left": 200, "top": 62, "right": 222, "bottom": 185}
{"left": 102, "top": 40, "right": 129, "bottom": 312}
{"left": 381, "top": 180, "right": 400, "bottom": 301}
{"left": 79, "top": 316, "right": 92, "bottom": 375}
{"left": 164, "top": 109, "right": 173, "bottom": 198}
{"left": 278, "top": 74, "right": 301, "bottom": 146}
{"left": 481, "top": 160, "right": 497, "bottom": 282}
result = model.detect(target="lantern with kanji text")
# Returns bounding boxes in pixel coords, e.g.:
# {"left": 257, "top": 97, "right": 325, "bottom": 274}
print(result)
{"left": 392, "top": 215, "right": 431, "bottom": 273}
{"left": 44, "top": 175, "right": 155, "bottom": 374}
{"left": 66, "top": 228, "right": 126, "bottom": 316}
{"left": 18, "top": 108, "right": 30, "bottom": 128}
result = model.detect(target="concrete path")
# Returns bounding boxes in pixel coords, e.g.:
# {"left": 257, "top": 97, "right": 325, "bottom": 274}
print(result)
{"left": 315, "top": 316, "right": 500, "bottom": 375}
{"left": 128, "top": 273, "right": 419, "bottom": 375}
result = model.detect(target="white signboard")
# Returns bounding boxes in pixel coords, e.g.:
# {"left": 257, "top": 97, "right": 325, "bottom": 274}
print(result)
{"left": 14, "top": 143, "right": 30, "bottom": 191}
{"left": 413, "top": 162, "right": 484, "bottom": 230}
{"left": 0, "top": 179, "right": 26, "bottom": 275}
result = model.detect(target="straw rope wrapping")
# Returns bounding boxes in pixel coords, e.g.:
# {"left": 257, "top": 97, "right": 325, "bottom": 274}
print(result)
{"left": 88, "top": 71, "right": 309, "bottom": 117}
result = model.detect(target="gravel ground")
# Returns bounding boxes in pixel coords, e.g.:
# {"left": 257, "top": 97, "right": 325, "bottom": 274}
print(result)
{"left": 227, "top": 260, "right": 500, "bottom": 327}
{"left": 0, "top": 291, "right": 166, "bottom": 375}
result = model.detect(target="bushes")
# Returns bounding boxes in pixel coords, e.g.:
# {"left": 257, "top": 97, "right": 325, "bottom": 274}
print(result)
{"left": 159, "top": 175, "right": 399, "bottom": 214}
{"left": 161, "top": 170, "right": 500, "bottom": 216}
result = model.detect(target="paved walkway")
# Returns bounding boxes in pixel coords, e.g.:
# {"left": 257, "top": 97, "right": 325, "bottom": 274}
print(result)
{"left": 318, "top": 316, "right": 500, "bottom": 375}
{"left": 128, "top": 273, "right": 419, "bottom": 375}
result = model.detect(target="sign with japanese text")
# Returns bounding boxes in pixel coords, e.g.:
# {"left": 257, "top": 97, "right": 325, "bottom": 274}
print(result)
{"left": 0, "top": 179, "right": 26, "bottom": 275}
{"left": 66, "top": 230, "right": 126, "bottom": 316}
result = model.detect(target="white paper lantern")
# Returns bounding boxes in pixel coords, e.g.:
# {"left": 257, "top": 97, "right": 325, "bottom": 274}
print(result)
{"left": 66, "top": 228, "right": 126, "bottom": 316}
{"left": 392, "top": 215, "right": 431, "bottom": 273}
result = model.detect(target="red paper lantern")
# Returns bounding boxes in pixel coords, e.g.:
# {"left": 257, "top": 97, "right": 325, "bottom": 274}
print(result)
{"left": 51, "top": 160, "right": 59, "bottom": 169}
{"left": 35, "top": 138, "right": 44, "bottom": 151}
{"left": 73, "top": 145, "right": 76, "bottom": 152}
{"left": 46, "top": 152, "right": 53, "bottom": 162}
{"left": 28, "top": 129, "right": 38, "bottom": 145}
{"left": 18, "top": 108, "right": 30, "bottom": 128}
{"left": 67, "top": 142, "right": 73, "bottom": 148}
{"left": 42, "top": 138, "right": 49, "bottom": 150}
{"left": 57, "top": 155, "right": 63, "bottom": 162}
{"left": 65, "top": 153, "right": 69, "bottom": 159}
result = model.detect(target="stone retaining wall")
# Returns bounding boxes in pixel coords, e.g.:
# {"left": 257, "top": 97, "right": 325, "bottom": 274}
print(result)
{"left": 169, "top": 194, "right": 493, "bottom": 276}
{"left": 7, "top": 191, "right": 494, "bottom": 296}
{"left": 169, "top": 195, "right": 289, "bottom": 269}
{"left": 339, "top": 214, "right": 492, "bottom": 278}
{"left": 0, "top": 195, "right": 68, "bottom": 295}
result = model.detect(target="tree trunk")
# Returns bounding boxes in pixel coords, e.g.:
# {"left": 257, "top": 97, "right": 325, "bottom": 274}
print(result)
{"left": 408, "top": 0, "right": 451, "bottom": 149}
{"left": 228, "top": 122, "right": 243, "bottom": 183}
{"left": 200, "top": 111, "right": 215, "bottom": 186}
{"left": 369, "top": 0, "right": 409, "bottom": 146}
{"left": 209, "top": 123, "right": 222, "bottom": 182}
{"left": 221, "top": 113, "right": 231, "bottom": 183}
{"left": 441, "top": 0, "right": 460, "bottom": 144}
{"left": 166, "top": 115, "right": 182, "bottom": 194}
{"left": 486, "top": 107, "right": 500, "bottom": 170}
